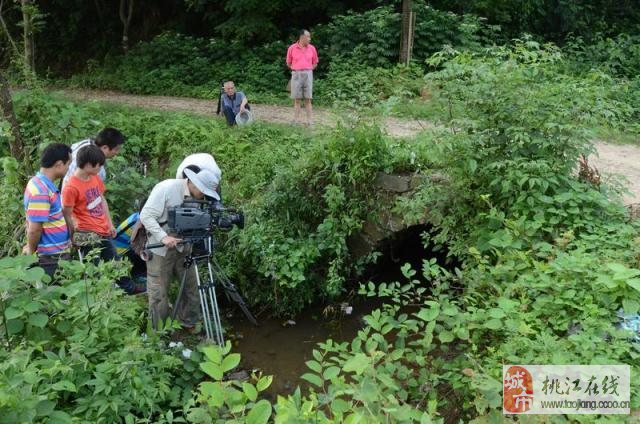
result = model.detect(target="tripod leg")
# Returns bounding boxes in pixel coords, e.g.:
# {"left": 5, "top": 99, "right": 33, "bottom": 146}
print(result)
{"left": 206, "top": 261, "right": 225, "bottom": 346}
{"left": 194, "top": 262, "right": 215, "bottom": 341}
{"left": 212, "top": 258, "right": 258, "bottom": 325}
{"left": 203, "top": 237, "right": 224, "bottom": 345}
{"left": 172, "top": 266, "right": 188, "bottom": 321}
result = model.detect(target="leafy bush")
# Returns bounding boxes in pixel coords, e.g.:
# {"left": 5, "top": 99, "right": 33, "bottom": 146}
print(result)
{"left": 315, "top": 6, "right": 401, "bottom": 68}
{"left": 318, "top": 63, "right": 425, "bottom": 109}
{"left": 350, "top": 226, "right": 640, "bottom": 421}
{"left": 0, "top": 255, "right": 199, "bottom": 422}
{"left": 231, "top": 124, "right": 405, "bottom": 314}
{"left": 0, "top": 158, "right": 23, "bottom": 256}
{"left": 68, "top": 32, "right": 288, "bottom": 103}
{"left": 64, "top": 6, "right": 499, "bottom": 107}
{"left": 397, "top": 39, "right": 635, "bottom": 259}
{"left": 187, "top": 342, "right": 274, "bottom": 423}
{"left": 3, "top": 94, "right": 429, "bottom": 314}
{"left": 564, "top": 33, "right": 640, "bottom": 79}
{"left": 2, "top": 34, "right": 640, "bottom": 422}
{"left": 316, "top": 4, "right": 498, "bottom": 68}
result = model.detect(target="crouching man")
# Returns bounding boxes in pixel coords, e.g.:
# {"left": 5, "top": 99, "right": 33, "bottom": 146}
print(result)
{"left": 140, "top": 168, "right": 220, "bottom": 330}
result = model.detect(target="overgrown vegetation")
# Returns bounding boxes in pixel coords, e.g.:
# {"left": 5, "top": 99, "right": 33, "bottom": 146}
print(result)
{"left": 61, "top": 4, "right": 496, "bottom": 106}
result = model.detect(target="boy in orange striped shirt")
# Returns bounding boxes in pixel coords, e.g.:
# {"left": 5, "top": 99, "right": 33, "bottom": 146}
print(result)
{"left": 62, "top": 144, "right": 117, "bottom": 261}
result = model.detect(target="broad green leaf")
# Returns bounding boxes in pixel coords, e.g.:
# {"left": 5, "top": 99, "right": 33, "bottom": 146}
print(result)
{"left": 377, "top": 373, "right": 399, "bottom": 390}
{"left": 35, "top": 400, "right": 56, "bottom": 417}
{"left": 24, "top": 267, "right": 45, "bottom": 282}
{"left": 344, "top": 412, "right": 364, "bottom": 424}
{"left": 438, "top": 331, "right": 454, "bottom": 343}
{"left": 242, "top": 382, "right": 258, "bottom": 402}
{"left": 497, "top": 298, "right": 518, "bottom": 311}
{"left": 52, "top": 380, "right": 77, "bottom": 392}
{"left": 23, "top": 301, "right": 41, "bottom": 313}
{"left": 246, "top": 399, "right": 272, "bottom": 424}
{"left": 416, "top": 305, "right": 440, "bottom": 322}
{"left": 200, "top": 362, "right": 223, "bottom": 380}
{"left": 626, "top": 278, "right": 640, "bottom": 293}
{"left": 468, "top": 159, "right": 477, "bottom": 173}
{"left": 201, "top": 346, "right": 222, "bottom": 364}
{"left": 484, "top": 319, "right": 503, "bottom": 330}
{"left": 312, "top": 349, "right": 323, "bottom": 362}
{"left": 456, "top": 327, "right": 469, "bottom": 340}
{"left": 301, "top": 373, "right": 323, "bottom": 387}
{"left": 323, "top": 366, "right": 340, "bottom": 380}
{"left": 4, "top": 307, "right": 23, "bottom": 320}
{"left": 343, "top": 353, "right": 370, "bottom": 375}
{"left": 6, "top": 319, "right": 24, "bottom": 334}
{"left": 608, "top": 263, "right": 640, "bottom": 282}
{"left": 488, "top": 308, "right": 506, "bottom": 319}
{"left": 305, "top": 360, "right": 322, "bottom": 374}
{"left": 442, "top": 305, "right": 458, "bottom": 316}
{"left": 23, "top": 371, "right": 39, "bottom": 384}
{"left": 256, "top": 375, "right": 273, "bottom": 392}
{"left": 331, "top": 398, "right": 350, "bottom": 415}
{"left": 200, "top": 382, "right": 224, "bottom": 408}
{"left": 28, "top": 313, "right": 49, "bottom": 328}
{"left": 186, "top": 408, "right": 209, "bottom": 423}
{"left": 622, "top": 299, "right": 639, "bottom": 314}
{"left": 221, "top": 353, "right": 241, "bottom": 372}
{"left": 48, "top": 410, "right": 73, "bottom": 424}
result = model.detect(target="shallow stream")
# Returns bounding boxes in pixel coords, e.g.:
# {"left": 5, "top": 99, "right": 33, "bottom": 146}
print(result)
{"left": 225, "top": 224, "right": 446, "bottom": 396}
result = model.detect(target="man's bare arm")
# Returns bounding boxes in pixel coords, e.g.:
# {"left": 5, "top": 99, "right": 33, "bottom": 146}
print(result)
{"left": 24, "top": 221, "right": 43, "bottom": 254}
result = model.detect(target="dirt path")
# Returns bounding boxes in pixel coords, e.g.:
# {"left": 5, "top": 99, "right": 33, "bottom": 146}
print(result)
{"left": 57, "top": 89, "right": 640, "bottom": 204}
{"left": 590, "top": 141, "right": 640, "bottom": 205}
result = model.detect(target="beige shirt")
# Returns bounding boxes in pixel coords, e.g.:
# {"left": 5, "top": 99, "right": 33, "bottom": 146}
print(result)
{"left": 140, "top": 179, "right": 190, "bottom": 257}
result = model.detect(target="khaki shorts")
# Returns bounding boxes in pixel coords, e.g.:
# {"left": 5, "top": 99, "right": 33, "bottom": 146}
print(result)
{"left": 290, "top": 70, "right": 313, "bottom": 99}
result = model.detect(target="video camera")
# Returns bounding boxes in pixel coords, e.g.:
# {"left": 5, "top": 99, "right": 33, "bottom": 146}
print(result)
{"left": 167, "top": 199, "right": 244, "bottom": 239}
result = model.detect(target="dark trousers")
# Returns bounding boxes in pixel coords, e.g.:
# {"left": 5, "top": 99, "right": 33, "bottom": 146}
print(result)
{"left": 37, "top": 252, "right": 72, "bottom": 281}
{"left": 78, "top": 238, "right": 117, "bottom": 263}
{"left": 115, "top": 250, "right": 147, "bottom": 294}
{"left": 222, "top": 104, "right": 250, "bottom": 126}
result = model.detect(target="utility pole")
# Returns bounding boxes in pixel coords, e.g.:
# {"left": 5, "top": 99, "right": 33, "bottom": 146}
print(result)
{"left": 399, "top": 0, "right": 415, "bottom": 65}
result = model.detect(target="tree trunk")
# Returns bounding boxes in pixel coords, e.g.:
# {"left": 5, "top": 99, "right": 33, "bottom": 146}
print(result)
{"left": 21, "top": 0, "right": 35, "bottom": 72}
{"left": 119, "top": 0, "right": 134, "bottom": 53}
{"left": 0, "top": 0, "right": 19, "bottom": 56}
{"left": 94, "top": 0, "right": 105, "bottom": 23}
{"left": 0, "top": 72, "right": 27, "bottom": 167}
{"left": 399, "top": 0, "right": 415, "bottom": 65}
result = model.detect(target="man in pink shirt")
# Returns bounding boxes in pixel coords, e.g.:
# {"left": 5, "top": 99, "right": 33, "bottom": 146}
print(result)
{"left": 286, "top": 29, "right": 318, "bottom": 126}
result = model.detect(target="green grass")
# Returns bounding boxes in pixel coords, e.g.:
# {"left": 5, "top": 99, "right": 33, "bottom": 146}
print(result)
{"left": 592, "top": 126, "right": 640, "bottom": 146}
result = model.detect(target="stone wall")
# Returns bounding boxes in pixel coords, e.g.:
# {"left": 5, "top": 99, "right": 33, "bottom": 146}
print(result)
{"left": 348, "top": 172, "right": 443, "bottom": 258}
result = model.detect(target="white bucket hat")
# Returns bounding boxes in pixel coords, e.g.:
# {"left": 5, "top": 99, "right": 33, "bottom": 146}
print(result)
{"left": 235, "top": 110, "right": 253, "bottom": 126}
{"left": 183, "top": 168, "right": 220, "bottom": 201}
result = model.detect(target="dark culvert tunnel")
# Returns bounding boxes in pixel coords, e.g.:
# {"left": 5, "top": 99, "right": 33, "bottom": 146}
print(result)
{"left": 360, "top": 223, "right": 459, "bottom": 284}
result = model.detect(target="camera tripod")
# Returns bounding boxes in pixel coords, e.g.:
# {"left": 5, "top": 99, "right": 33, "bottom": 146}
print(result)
{"left": 148, "top": 236, "right": 257, "bottom": 345}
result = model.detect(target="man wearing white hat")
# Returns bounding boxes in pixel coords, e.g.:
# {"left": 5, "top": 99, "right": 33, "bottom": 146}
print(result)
{"left": 176, "top": 153, "right": 221, "bottom": 182}
{"left": 140, "top": 168, "right": 220, "bottom": 330}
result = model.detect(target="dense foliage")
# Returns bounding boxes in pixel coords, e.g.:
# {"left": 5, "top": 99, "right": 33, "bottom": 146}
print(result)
{"left": 1, "top": 93, "right": 430, "bottom": 315}
{"left": 0, "top": 255, "right": 198, "bottom": 422}
{"left": 1, "top": 16, "right": 640, "bottom": 423}
{"left": 64, "top": 4, "right": 494, "bottom": 105}
{"left": 2, "top": 0, "right": 638, "bottom": 73}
